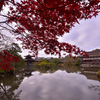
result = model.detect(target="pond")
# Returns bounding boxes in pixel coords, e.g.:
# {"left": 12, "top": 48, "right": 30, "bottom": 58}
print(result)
{"left": 0, "top": 69, "right": 100, "bottom": 100}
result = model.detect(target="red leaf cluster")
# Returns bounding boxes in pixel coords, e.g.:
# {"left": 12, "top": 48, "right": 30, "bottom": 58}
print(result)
{"left": 0, "top": 50, "right": 19, "bottom": 70}
{"left": 1, "top": 0, "right": 100, "bottom": 58}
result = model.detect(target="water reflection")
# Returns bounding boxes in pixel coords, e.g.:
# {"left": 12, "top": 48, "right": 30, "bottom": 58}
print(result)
{"left": 0, "top": 70, "right": 100, "bottom": 100}
{"left": 88, "top": 84, "right": 100, "bottom": 96}
{"left": 0, "top": 72, "right": 24, "bottom": 100}
{"left": 15, "top": 70, "right": 100, "bottom": 100}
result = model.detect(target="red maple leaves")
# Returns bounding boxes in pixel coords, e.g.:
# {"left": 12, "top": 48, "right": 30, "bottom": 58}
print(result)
{"left": 0, "top": 50, "right": 19, "bottom": 70}
{"left": 0, "top": 0, "right": 100, "bottom": 70}
{"left": 8, "top": 0, "right": 99, "bottom": 57}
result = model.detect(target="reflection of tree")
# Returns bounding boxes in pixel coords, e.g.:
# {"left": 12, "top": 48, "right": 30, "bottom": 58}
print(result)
{"left": 0, "top": 72, "right": 24, "bottom": 100}
{"left": 33, "top": 65, "right": 81, "bottom": 74}
{"left": 81, "top": 73, "right": 98, "bottom": 81}
{"left": 88, "top": 84, "right": 100, "bottom": 99}
{"left": 88, "top": 84, "right": 100, "bottom": 91}
{"left": 0, "top": 83, "right": 22, "bottom": 100}
{"left": 33, "top": 66, "right": 59, "bottom": 74}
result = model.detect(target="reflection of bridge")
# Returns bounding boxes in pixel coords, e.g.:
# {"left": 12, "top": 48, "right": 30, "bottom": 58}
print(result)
{"left": 81, "top": 67, "right": 100, "bottom": 74}
{"left": 81, "top": 73, "right": 99, "bottom": 81}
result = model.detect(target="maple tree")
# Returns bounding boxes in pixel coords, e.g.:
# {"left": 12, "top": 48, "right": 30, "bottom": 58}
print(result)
{"left": 0, "top": 50, "right": 19, "bottom": 70}
{"left": 0, "top": 0, "right": 100, "bottom": 70}
{"left": 0, "top": 34, "right": 19, "bottom": 70}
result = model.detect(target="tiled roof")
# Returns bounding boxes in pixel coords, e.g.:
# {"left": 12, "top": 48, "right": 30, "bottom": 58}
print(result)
{"left": 86, "top": 50, "right": 100, "bottom": 57}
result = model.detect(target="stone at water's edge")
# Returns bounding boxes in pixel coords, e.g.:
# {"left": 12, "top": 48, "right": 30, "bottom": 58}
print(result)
{"left": 25, "top": 72, "right": 32, "bottom": 75}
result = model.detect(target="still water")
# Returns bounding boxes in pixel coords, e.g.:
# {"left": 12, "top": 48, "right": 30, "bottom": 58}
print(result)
{"left": 0, "top": 70, "right": 100, "bottom": 100}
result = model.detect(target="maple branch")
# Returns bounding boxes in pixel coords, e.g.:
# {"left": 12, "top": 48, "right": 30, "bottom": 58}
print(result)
{"left": 5, "top": 22, "right": 13, "bottom": 28}
{"left": 0, "top": 24, "right": 13, "bottom": 31}
{"left": 0, "top": 23, "right": 23, "bottom": 38}
{"left": 0, "top": 1, "right": 87, "bottom": 25}
{"left": 5, "top": 23, "right": 27, "bottom": 37}
{"left": 0, "top": 32, "right": 5, "bottom": 40}
{"left": 0, "top": 12, "right": 21, "bottom": 23}
{"left": 0, "top": 14, "right": 9, "bottom": 18}
{"left": 0, "top": 20, "right": 8, "bottom": 23}
{"left": 7, "top": 0, "right": 14, "bottom": 5}
{"left": 1, "top": 2, "right": 79, "bottom": 23}
{"left": 36, "top": 0, "right": 82, "bottom": 11}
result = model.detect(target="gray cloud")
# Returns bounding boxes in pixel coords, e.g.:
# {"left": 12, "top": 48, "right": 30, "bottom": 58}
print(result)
{"left": 58, "top": 14, "right": 100, "bottom": 52}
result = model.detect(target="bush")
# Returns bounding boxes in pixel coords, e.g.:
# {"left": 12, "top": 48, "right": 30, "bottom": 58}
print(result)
{"left": 38, "top": 62, "right": 50, "bottom": 68}
{"left": 6, "top": 69, "right": 14, "bottom": 74}
{"left": 0, "top": 69, "right": 5, "bottom": 75}
{"left": 51, "top": 58, "right": 61, "bottom": 65}
{"left": 75, "top": 60, "right": 81, "bottom": 66}
{"left": 97, "top": 70, "right": 100, "bottom": 77}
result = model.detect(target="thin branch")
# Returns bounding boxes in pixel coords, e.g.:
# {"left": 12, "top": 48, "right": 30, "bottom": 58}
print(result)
{"left": 0, "top": 32, "right": 5, "bottom": 40}
{"left": 5, "top": 22, "right": 15, "bottom": 30}
{"left": 5, "top": 23, "right": 27, "bottom": 37}
{"left": 0, "top": 14, "right": 10, "bottom": 18}
{"left": 0, "top": 20, "right": 8, "bottom": 23}
{"left": 0, "top": 24, "right": 13, "bottom": 31}
{"left": 7, "top": 0, "right": 17, "bottom": 6}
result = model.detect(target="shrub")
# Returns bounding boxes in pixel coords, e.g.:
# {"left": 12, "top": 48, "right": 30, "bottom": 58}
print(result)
{"left": 97, "top": 70, "right": 100, "bottom": 77}
{"left": 51, "top": 58, "right": 61, "bottom": 65}
{"left": 0, "top": 69, "right": 5, "bottom": 75}
{"left": 75, "top": 60, "right": 81, "bottom": 66}
{"left": 38, "top": 62, "right": 50, "bottom": 68}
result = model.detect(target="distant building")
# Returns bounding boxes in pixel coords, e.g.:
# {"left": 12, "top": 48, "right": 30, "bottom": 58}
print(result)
{"left": 34, "top": 57, "right": 54, "bottom": 62}
{"left": 46, "top": 57, "right": 54, "bottom": 60}
{"left": 81, "top": 49, "right": 100, "bottom": 67}
{"left": 34, "top": 57, "right": 44, "bottom": 63}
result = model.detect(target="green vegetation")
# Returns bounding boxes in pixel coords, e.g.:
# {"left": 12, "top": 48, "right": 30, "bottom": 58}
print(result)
{"left": 33, "top": 57, "right": 81, "bottom": 73}
{"left": 51, "top": 58, "right": 61, "bottom": 65}
{"left": 33, "top": 58, "right": 62, "bottom": 73}
{"left": 75, "top": 60, "right": 81, "bottom": 66}
{"left": 0, "top": 68, "right": 5, "bottom": 76}
{"left": 93, "top": 49, "right": 100, "bottom": 51}
{"left": 6, "top": 43, "right": 26, "bottom": 70}
{"left": 0, "top": 43, "right": 26, "bottom": 76}
{"left": 13, "top": 55, "right": 26, "bottom": 69}
{"left": 61, "top": 55, "right": 81, "bottom": 67}
{"left": 97, "top": 70, "right": 100, "bottom": 77}
{"left": 0, "top": 68, "right": 15, "bottom": 76}
{"left": 33, "top": 58, "right": 59, "bottom": 69}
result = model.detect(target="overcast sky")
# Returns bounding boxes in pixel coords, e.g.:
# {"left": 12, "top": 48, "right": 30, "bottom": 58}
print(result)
{"left": 19, "top": 13, "right": 100, "bottom": 58}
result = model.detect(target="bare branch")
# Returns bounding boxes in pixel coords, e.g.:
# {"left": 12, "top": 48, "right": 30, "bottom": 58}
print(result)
{"left": 0, "top": 24, "right": 13, "bottom": 31}
{"left": 0, "top": 14, "right": 9, "bottom": 18}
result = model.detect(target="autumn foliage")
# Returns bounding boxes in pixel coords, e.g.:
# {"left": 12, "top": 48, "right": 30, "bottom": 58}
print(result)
{"left": 0, "top": 50, "right": 19, "bottom": 70}
{"left": 0, "top": 0, "right": 100, "bottom": 70}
